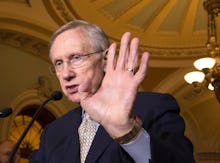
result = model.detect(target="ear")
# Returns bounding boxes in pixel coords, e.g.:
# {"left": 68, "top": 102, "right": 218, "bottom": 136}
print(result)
{"left": 103, "top": 49, "right": 109, "bottom": 72}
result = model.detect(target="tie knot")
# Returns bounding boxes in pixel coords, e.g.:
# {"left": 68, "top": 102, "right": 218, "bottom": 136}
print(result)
{"left": 84, "top": 112, "right": 94, "bottom": 122}
{"left": 84, "top": 112, "right": 90, "bottom": 119}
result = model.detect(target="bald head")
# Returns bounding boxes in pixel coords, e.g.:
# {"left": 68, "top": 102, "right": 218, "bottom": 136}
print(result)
{"left": 0, "top": 140, "right": 20, "bottom": 163}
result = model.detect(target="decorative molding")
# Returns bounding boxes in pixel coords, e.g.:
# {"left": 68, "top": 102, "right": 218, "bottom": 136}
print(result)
{"left": 34, "top": 75, "right": 53, "bottom": 99}
{"left": 0, "top": 29, "right": 207, "bottom": 68}
{"left": 42, "top": 0, "right": 76, "bottom": 25}
{"left": 52, "top": 0, "right": 73, "bottom": 22}
{"left": 0, "top": 30, "right": 50, "bottom": 62}
{"left": 0, "top": 0, "right": 31, "bottom": 6}
{"left": 0, "top": 29, "right": 207, "bottom": 64}
{"left": 142, "top": 46, "right": 207, "bottom": 58}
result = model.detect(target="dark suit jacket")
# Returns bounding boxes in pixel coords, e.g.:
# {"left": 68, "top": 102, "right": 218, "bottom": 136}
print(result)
{"left": 29, "top": 92, "right": 195, "bottom": 163}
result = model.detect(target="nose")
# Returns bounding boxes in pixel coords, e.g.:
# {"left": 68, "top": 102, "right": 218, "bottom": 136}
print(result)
{"left": 61, "top": 63, "right": 76, "bottom": 81}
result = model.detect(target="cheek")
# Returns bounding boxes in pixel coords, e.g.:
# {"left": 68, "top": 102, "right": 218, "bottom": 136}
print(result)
{"left": 82, "top": 62, "right": 104, "bottom": 88}
{"left": 90, "top": 69, "right": 105, "bottom": 89}
{"left": 82, "top": 68, "right": 103, "bottom": 83}
{"left": 56, "top": 77, "right": 67, "bottom": 92}
{"left": 84, "top": 57, "right": 104, "bottom": 75}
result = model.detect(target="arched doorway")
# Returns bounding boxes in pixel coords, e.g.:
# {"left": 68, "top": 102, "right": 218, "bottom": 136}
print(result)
{"left": 9, "top": 105, "right": 56, "bottom": 161}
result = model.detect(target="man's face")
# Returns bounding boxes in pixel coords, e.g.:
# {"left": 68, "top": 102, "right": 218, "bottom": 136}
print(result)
{"left": 50, "top": 28, "right": 106, "bottom": 103}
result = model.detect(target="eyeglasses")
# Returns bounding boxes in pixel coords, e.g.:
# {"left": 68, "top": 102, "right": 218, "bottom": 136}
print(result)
{"left": 50, "top": 50, "right": 104, "bottom": 74}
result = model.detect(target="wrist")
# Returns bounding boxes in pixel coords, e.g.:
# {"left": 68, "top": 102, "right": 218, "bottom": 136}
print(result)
{"left": 112, "top": 116, "right": 143, "bottom": 144}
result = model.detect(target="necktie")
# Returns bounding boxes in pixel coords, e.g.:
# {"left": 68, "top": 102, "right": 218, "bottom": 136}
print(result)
{"left": 78, "top": 112, "right": 97, "bottom": 163}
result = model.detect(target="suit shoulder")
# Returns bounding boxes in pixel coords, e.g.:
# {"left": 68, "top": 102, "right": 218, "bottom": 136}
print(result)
{"left": 136, "top": 92, "right": 178, "bottom": 105}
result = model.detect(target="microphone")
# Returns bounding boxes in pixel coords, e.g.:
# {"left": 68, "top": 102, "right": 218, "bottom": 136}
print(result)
{"left": 0, "top": 108, "right": 12, "bottom": 118}
{"left": 8, "top": 90, "right": 63, "bottom": 163}
{"left": 51, "top": 90, "right": 63, "bottom": 101}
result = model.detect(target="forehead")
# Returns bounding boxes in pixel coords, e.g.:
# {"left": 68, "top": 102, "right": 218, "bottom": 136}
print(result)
{"left": 55, "top": 29, "right": 90, "bottom": 49}
{"left": 50, "top": 28, "right": 93, "bottom": 61}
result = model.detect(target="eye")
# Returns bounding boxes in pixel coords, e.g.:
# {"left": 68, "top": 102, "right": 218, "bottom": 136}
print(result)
{"left": 54, "top": 60, "right": 63, "bottom": 69}
{"left": 55, "top": 60, "right": 62, "bottom": 66}
{"left": 71, "top": 55, "right": 82, "bottom": 61}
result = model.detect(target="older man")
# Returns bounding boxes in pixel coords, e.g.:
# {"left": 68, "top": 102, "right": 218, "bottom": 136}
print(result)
{"left": 29, "top": 20, "right": 195, "bottom": 163}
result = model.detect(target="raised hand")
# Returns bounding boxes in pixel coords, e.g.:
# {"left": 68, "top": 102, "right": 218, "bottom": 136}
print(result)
{"left": 79, "top": 32, "right": 149, "bottom": 138}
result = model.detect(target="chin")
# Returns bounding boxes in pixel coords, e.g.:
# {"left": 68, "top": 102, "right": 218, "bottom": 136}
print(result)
{"left": 67, "top": 94, "right": 80, "bottom": 103}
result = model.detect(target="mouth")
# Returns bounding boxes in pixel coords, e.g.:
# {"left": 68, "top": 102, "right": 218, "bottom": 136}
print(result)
{"left": 65, "top": 85, "right": 79, "bottom": 94}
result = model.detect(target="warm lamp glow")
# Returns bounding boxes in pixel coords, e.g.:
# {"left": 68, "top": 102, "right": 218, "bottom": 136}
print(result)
{"left": 208, "top": 83, "right": 214, "bottom": 90}
{"left": 193, "top": 57, "right": 216, "bottom": 70}
{"left": 184, "top": 71, "right": 205, "bottom": 84}
{"left": 184, "top": 0, "right": 220, "bottom": 103}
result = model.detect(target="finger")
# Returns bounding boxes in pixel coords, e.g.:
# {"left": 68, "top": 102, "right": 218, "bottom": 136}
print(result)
{"left": 126, "top": 37, "right": 139, "bottom": 72}
{"left": 117, "top": 32, "right": 131, "bottom": 70}
{"left": 105, "top": 43, "right": 117, "bottom": 73}
{"left": 135, "top": 52, "right": 150, "bottom": 81}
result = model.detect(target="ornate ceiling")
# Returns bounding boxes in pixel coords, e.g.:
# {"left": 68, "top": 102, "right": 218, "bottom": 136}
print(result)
{"left": 44, "top": 0, "right": 208, "bottom": 60}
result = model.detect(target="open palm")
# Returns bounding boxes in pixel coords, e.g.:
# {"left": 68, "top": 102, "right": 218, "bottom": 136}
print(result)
{"left": 79, "top": 32, "right": 149, "bottom": 138}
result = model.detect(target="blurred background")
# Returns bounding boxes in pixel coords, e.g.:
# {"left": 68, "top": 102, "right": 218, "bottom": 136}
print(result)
{"left": 0, "top": 0, "right": 220, "bottom": 162}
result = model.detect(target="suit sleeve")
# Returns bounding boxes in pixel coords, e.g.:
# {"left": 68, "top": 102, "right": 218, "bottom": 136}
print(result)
{"left": 134, "top": 92, "right": 195, "bottom": 163}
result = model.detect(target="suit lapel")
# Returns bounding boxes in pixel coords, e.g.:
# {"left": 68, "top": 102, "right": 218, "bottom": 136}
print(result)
{"left": 85, "top": 125, "right": 113, "bottom": 162}
{"left": 62, "top": 108, "right": 82, "bottom": 163}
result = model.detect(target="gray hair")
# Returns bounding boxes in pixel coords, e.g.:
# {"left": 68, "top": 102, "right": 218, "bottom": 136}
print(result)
{"left": 49, "top": 20, "right": 110, "bottom": 58}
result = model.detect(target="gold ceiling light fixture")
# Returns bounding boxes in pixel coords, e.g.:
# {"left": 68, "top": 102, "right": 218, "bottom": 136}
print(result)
{"left": 184, "top": 0, "right": 220, "bottom": 102}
